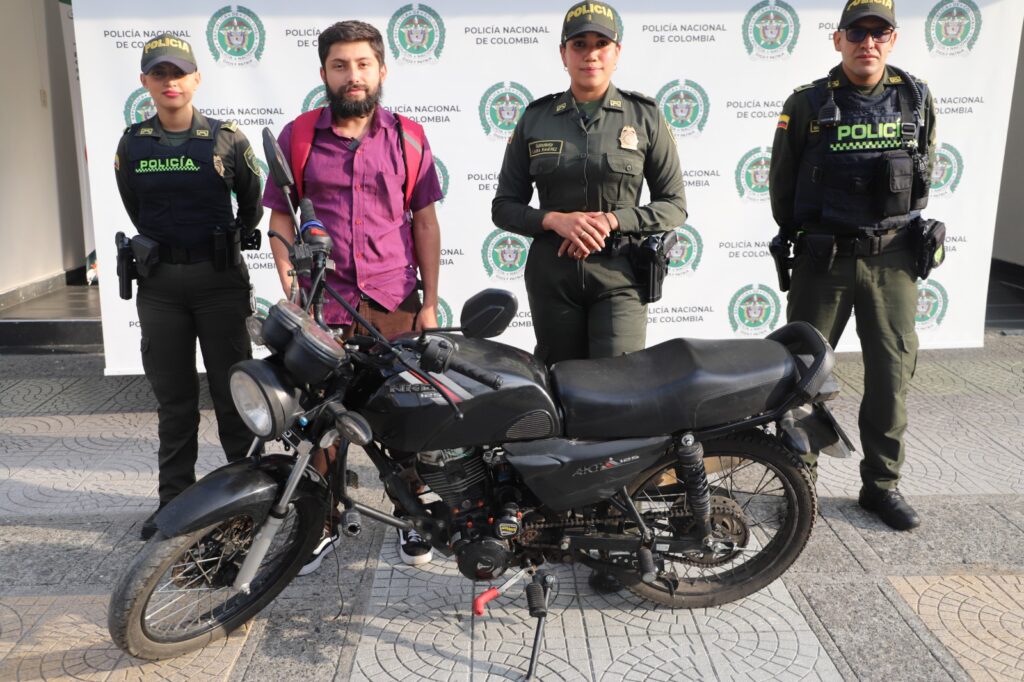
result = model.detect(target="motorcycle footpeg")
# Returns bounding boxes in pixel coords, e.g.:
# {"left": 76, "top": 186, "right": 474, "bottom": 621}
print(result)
{"left": 526, "top": 581, "right": 547, "bottom": 618}
{"left": 341, "top": 508, "right": 362, "bottom": 537}
{"left": 637, "top": 547, "right": 658, "bottom": 584}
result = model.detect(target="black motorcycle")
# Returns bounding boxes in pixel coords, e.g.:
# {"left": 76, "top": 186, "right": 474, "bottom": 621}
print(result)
{"left": 108, "top": 130, "right": 853, "bottom": 678}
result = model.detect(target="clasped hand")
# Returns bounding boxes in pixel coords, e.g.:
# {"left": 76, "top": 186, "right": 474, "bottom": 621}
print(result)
{"left": 545, "top": 211, "right": 617, "bottom": 260}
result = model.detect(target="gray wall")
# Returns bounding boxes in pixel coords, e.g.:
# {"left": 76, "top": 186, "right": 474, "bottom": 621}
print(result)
{"left": 0, "top": 0, "right": 84, "bottom": 299}
{"left": 994, "top": 23, "right": 1024, "bottom": 268}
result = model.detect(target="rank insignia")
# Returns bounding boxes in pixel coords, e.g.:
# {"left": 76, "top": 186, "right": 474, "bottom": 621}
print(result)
{"left": 619, "top": 125, "right": 638, "bottom": 151}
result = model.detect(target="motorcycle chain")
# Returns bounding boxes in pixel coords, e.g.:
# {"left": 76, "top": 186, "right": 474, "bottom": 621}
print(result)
{"left": 518, "top": 502, "right": 750, "bottom": 568}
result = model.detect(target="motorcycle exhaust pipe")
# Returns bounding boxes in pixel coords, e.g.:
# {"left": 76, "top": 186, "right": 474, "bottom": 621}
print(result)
{"left": 341, "top": 508, "right": 362, "bottom": 537}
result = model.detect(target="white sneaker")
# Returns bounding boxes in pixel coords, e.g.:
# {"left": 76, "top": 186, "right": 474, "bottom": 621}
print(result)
{"left": 397, "top": 527, "right": 433, "bottom": 566}
{"left": 298, "top": 530, "right": 341, "bottom": 576}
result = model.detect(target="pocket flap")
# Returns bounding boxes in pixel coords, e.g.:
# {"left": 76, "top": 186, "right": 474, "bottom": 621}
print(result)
{"left": 606, "top": 154, "right": 641, "bottom": 175}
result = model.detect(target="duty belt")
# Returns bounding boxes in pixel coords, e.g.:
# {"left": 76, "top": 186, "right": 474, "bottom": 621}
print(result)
{"left": 833, "top": 228, "right": 913, "bottom": 257}
{"left": 158, "top": 244, "right": 214, "bottom": 264}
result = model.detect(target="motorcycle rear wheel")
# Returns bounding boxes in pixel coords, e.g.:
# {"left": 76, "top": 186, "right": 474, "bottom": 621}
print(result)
{"left": 613, "top": 430, "right": 815, "bottom": 608}
{"left": 108, "top": 497, "right": 322, "bottom": 660}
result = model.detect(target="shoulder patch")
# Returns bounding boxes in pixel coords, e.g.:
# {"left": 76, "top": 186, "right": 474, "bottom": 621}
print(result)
{"left": 526, "top": 93, "right": 561, "bottom": 110}
{"left": 619, "top": 89, "right": 656, "bottom": 105}
{"left": 221, "top": 120, "right": 239, "bottom": 132}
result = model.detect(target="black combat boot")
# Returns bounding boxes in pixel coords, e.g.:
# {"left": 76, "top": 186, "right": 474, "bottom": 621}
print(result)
{"left": 858, "top": 487, "right": 920, "bottom": 530}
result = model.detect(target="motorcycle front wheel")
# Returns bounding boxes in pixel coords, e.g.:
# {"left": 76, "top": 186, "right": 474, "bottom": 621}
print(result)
{"left": 108, "top": 497, "right": 322, "bottom": 660}
{"left": 610, "top": 430, "right": 816, "bottom": 609}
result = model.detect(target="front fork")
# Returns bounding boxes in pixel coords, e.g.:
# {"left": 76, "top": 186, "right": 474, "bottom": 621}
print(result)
{"left": 233, "top": 440, "right": 314, "bottom": 593}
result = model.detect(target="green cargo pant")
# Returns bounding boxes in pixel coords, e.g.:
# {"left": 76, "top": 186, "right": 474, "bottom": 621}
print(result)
{"left": 787, "top": 243, "right": 919, "bottom": 491}
{"left": 525, "top": 237, "right": 647, "bottom": 365}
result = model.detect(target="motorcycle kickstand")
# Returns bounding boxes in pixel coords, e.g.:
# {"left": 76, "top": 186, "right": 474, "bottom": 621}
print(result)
{"left": 524, "top": 571, "right": 555, "bottom": 681}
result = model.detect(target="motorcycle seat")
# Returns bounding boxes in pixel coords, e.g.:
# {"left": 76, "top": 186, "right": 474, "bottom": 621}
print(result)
{"left": 550, "top": 338, "right": 797, "bottom": 439}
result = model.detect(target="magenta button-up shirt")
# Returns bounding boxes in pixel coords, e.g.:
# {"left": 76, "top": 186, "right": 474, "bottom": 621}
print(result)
{"left": 263, "top": 107, "right": 442, "bottom": 325}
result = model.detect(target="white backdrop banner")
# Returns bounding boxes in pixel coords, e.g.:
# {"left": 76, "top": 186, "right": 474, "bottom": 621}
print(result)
{"left": 73, "top": 1, "right": 1023, "bottom": 375}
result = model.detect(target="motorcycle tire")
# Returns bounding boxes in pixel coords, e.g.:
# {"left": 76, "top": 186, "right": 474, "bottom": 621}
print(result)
{"left": 615, "top": 430, "right": 816, "bottom": 609}
{"left": 108, "top": 497, "right": 322, "bottom": 660}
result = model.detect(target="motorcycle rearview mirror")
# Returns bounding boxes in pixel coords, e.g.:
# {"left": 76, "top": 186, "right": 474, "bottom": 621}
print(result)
{"left": 262, "top": 127, "right": 295, "bottom": 191}
{"left": 460, "top": 289, "right": 518, "bottom": 339}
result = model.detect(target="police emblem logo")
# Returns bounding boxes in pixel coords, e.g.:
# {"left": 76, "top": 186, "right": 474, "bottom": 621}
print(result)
{"left": 618, "top": 126, "right": 639, "bottom": 150}
{"left": 434, "top": 157, "right": 450, "bottom": 204}
{"left": 388, "top": 4, "right": 446, "bottom": 63}
{"left": 735, "top": 147, "right": 773, "bottom": 201}
{"left": 743, "top": 0, "right": 801, "bottom": 60}
{"left": 481, "top": 228, "right": 531, "bottom": 280}
{"left": 656, "top": 80, "right": 710, "bottom": 139}
{"left": 123, "top": 86, "right": 157, "bottom": 126}
{"left": 915, "top": 279, "right": 949, "bottom": 330}
{"left": 930, "top": 143, "right": 964, "bottom": 196}
{"left": 207, "top": 5, "right": 266, "bottom": 66}
{"left": 479, "top": 82, "right": 534, "bottom": 140}
{"left": 667, "top": 224, "right": 703, "bottom": 276}
{"left": 729, "top": 284, "right": 781, "bottom": 335}
{"left": 301, "top": 85, "right": 328, "bottom": 113}
{"left": 926, "top": 0, "right": 982, "bottom": 56}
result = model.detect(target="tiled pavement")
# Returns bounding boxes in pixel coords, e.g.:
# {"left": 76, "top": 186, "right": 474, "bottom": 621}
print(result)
{"left": 0, "top": 333, "right": 1022, "bottom": 681}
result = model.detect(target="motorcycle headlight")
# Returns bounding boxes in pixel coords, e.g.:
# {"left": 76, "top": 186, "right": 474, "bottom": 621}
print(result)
{"left": 229, "top": 360, "right": 301, "bottom": 440}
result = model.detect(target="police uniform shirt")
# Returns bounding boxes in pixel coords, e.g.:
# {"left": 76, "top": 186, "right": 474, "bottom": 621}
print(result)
{"left": 114, "top": 111, "right": 264, "bottom": 233}
{"left": 769, "top": 65, "right": 936, "bottom": 236}
{"left": 492, "top": 82, "right": 687, "bottom": 238}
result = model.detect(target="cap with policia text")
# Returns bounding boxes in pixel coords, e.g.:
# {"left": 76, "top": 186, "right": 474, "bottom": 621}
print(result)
{"left": 140, "top": 34, "right": 198, "bottom": 75}
{"left": 561, "top": 2, "right": 620, "bottom": 44}
{"left": 839, "top": 0, "right": 897, "bottom": 29}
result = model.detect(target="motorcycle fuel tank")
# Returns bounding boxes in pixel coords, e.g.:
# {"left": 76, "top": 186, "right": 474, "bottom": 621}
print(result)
{"left": 360, "top": 335, "right": 561, "bottom": 452}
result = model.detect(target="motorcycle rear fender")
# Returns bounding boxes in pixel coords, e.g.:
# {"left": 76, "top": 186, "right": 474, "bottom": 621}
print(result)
{"left": 156, "top": 454, "right": 329, "bottom": 537}
{"left": 778, "top": 403, "right": 854, "bottom": 458}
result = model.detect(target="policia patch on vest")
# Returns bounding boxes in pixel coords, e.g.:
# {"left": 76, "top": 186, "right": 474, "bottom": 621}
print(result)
{"left": 830, "top": 121, "right": 902, "bottom": 152}
{"left": 528, "top": 140, "right": 563, "bottom": 157}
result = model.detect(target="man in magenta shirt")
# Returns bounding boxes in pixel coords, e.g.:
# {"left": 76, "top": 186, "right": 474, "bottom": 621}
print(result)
{"left": 263, "top": 20, "right": 443, "bottom": 572}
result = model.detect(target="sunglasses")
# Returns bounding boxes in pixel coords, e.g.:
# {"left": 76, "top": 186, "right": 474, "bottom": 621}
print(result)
{"left": 844, "top": 26, "right": 895, "bottom": 43}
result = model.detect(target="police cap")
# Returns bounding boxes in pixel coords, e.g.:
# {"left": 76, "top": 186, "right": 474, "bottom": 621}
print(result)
{"left": 561, "top": 2, "right": 620, "bottom": 44}
{"left": 839, "top": 0, "right": 897, "bottom": 29}
{"left": 140, "top": 34, "right": 198, "bottom": 75}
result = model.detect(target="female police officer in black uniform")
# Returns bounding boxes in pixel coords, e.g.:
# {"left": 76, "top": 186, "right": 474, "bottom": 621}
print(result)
{"left": 492, "top": 2, "right": 686, "bottom": 365}
{"left": 114, "top": 35, "right": 263, "bottom": 539}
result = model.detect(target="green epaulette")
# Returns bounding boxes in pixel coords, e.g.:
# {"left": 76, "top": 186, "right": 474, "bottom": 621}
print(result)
{"left": 221, "top": 120, "right": 239, "bottom": 132}
{"left": 619, "top": 89, "right": 656, "bottom": 105}
{"left": 793, "top": 83, "right": 815, "bottom": 93}
{"left": 526, "top": 93, "right": 561, "bottom": 110}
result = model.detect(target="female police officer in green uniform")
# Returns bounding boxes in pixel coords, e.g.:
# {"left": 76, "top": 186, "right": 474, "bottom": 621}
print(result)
{"left": 492, "top": 1, "right": 686, "bottom": 365}
{"left": 114, "top": 35, "right": 263, "bottom": 539}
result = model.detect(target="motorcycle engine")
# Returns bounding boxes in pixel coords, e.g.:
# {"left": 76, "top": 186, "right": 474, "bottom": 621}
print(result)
{"left": 416, "top": 447, "right": 516, "bottom": 580}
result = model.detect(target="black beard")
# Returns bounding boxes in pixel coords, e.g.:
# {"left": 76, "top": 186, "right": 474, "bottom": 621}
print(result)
{"left": 327, "top": 84, "right": 382, "bottom": 119}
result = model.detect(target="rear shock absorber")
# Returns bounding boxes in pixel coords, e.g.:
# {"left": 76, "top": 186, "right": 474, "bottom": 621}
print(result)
{"left": 676, "top": 433, "right": 712, "bottom": 542}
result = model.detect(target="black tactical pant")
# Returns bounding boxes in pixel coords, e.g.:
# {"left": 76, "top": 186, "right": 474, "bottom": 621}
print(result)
{"left": 787, "top": 244, "right": 919, "bottom": 491}
{"left": 525, "top": 238, "right": 647, "bottom": 365}
{"left": 136, "top": 260, "right": 254, "bottom": 505}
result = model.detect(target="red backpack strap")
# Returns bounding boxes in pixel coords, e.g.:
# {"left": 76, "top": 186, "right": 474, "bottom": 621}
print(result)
{"left": 289, "top": 108, "right": 323, "bottom": 201}
{"left": 394, "top": 114, "right": 426, "bottom": 213}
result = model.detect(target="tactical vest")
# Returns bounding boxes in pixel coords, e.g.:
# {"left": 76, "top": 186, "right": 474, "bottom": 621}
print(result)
{"left": 124, "top": 118, "right": 234, "bottom": 249}
{"left": 793, "top": 77, "right": 930, "bottom": 234}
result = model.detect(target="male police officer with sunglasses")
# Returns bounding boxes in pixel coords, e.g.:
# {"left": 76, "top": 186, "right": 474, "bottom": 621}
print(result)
{"left": 769, "top": 1, "right": 936, "bottom": 530}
